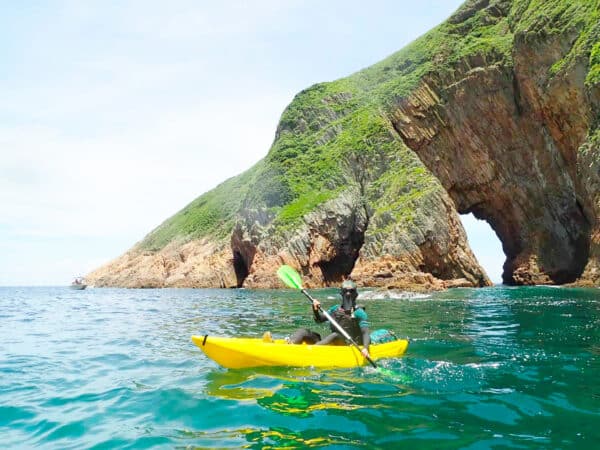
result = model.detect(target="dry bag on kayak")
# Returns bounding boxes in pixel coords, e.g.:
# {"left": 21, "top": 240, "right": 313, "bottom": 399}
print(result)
{"left": 370, "top": 329, "right": 397, "bottom": 344}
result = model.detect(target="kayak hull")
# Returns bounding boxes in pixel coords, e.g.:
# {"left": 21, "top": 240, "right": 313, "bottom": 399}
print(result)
{"left": 191, "top": 335, "right": 409, "bottom": 369}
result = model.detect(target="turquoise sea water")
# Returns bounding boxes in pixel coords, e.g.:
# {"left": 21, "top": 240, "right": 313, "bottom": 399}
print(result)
{"left": 1, "top": 285, "right": 598, "bottom": 449}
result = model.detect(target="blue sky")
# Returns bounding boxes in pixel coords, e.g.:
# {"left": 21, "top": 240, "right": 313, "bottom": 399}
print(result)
{"left": 0, "top": 0, "right": 504, "bottom": 285}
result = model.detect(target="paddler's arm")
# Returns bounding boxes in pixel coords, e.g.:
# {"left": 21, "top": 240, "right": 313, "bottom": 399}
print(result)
{"left": 355, "top": 308, "right": 371, "bottom": 358}
{"left": 360, "top": 327, "right": 371, "bottom": 357}
{"left": 311, "top": 299, "right": 327, "bottom": 323}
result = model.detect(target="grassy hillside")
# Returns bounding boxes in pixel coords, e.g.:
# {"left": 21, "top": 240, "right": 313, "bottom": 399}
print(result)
{"left": 138, "top": 0, "right": 599, "bottom": 252}
{"left": 140, "top": 167, "right": 257, "bottom": 251}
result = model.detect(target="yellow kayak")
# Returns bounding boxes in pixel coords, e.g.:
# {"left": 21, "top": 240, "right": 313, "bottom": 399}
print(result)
{"left": 191, "top": 335, "right": 409, "bottom": 369}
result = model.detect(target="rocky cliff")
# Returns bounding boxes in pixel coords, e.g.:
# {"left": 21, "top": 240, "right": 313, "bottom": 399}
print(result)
{"left": 88, "top": 0, "right": 600, "bottom": 289}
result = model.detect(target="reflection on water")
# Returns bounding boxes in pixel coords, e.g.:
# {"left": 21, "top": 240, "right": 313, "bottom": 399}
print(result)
{"left": 241, "top": 426, "right": 364, "bottom": 449}
{"left": 205, "top": 365, "right": 411, "bottom": 419}
{"left": 205, "top": 370, "right": 280, "bottom": 401}
{"left": 465, "top": 289, "right": 519, "bottom": 360}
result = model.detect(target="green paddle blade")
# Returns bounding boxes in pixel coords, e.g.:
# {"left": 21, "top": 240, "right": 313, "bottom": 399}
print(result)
{"left": 277, "top": 265, "right": 303, "bottom": 290}
{"left": 376, "top": 367, "right": 412, "bottom": 384}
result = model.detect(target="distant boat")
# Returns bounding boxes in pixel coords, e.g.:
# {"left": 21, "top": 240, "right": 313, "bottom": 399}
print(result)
{"left": 70, "top": 277, "right": 87, "bottom": 290}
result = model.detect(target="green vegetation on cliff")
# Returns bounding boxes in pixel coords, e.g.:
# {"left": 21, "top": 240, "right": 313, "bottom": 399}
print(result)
{"left": 138, "top": 0, "right": 600, "bottom": 252}
{"left": 588, "top": 40, "right": 600, "bottom": 85}
{"left": 141, "top": 168, "right": 256, "bottom": 251}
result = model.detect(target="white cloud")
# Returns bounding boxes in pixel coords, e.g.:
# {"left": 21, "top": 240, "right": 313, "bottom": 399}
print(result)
{"left": 122, "top": 1, "right": 300, "bottom": 40}
{"left": 0, "top": 0, "right": 468, "bottom": 285}
{"left": 1, "top": 94, "right": 287, "bottom": 240}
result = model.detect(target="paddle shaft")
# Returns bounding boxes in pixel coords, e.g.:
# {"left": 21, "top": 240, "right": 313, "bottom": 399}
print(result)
{"left": 300, "top": 288, "right": 377, "bottom": 368}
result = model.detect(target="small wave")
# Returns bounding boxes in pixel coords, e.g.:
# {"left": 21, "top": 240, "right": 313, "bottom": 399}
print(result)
{"left": 0, "top": 405, "right": 36, "bottom": 426}
{"left": 465, "top": 361, "right": 503, "bottom": 369}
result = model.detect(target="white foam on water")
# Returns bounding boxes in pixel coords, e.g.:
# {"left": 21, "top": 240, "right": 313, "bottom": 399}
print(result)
{"left": 358, "top": 290, "right": 431, "bottom": 300}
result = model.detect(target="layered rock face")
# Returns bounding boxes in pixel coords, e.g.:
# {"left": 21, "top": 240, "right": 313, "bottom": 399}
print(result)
{"left": 88, "top": 239, "right": 237, "bottom": 288}
{"left": 577, "top": 129, "right": 600, "bottom": 285}
{"left": 390, "top": 3, "right": 599, "bottom": 284}
{"left": 88, "top": 0, "right": 600, "bottom": 289}
{"left": 230, "top": 188, "right": 486, "bottom": 290}
{"left": 89, "top": 180, "right": 488, "bottom": 290}
{"left": 392, "top": 66, "right": 592, "bottom": 284}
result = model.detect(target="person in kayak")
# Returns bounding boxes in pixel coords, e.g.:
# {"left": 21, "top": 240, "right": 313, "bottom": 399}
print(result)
{"left": 288, "top": 279, "right": 371, "bottom": 359}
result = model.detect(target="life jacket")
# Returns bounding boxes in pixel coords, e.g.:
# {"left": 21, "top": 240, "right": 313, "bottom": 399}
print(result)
{"left": 330, "top": 306, "right": 364, "bottom": 343}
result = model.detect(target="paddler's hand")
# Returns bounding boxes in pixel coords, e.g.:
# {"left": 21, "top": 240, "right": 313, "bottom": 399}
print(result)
{"left": 312, "top": 299, "right": 321, "bottom": 311}
{"left": 361, "top": 348, "right": 370, "bottom": 359}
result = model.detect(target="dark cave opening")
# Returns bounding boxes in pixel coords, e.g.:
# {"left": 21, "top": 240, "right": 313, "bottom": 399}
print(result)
{"left": 317, "top": 230, "right": 364, "bottom": 284}
{"left": 233, "top": 250, "right": 249, "bottom": 288}
{"left": 542, "top": 230, "right": 590, "bottom": 284}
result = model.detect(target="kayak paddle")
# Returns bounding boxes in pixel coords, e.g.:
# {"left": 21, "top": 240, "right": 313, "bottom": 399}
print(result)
{"left": 276, "top": 265, "right": 378, "bottom": 368}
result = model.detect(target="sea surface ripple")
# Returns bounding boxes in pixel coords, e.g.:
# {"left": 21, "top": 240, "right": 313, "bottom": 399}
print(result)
{"left": 0, "top": 285, "right": 598, "bottom": 448}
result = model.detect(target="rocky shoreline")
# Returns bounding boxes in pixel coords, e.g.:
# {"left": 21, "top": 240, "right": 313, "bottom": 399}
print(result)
{"left": 86, "top": 239, "right": 480, "bottom": 291}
